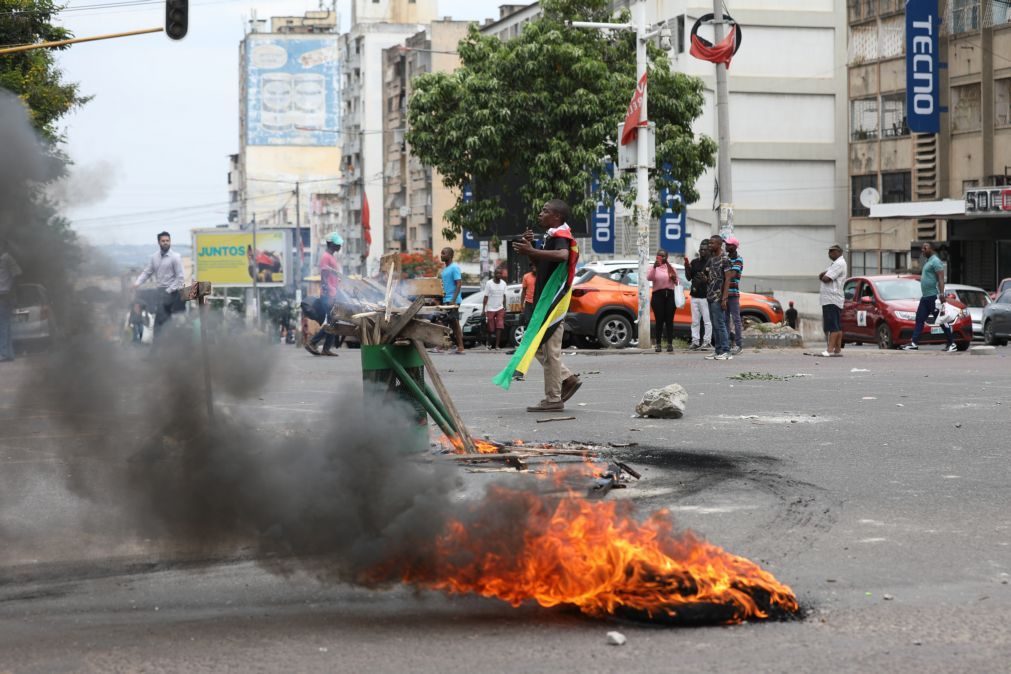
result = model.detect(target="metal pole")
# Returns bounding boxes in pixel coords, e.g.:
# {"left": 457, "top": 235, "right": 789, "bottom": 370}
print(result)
{"left": 712, "top": 0, "right": 733, "bottom": 237}
{"left": 0, "top": 27, "right": 162, "bottom": 54}
{"left": 250, "top": 213, "right": 259, "bottom": 325}
{"left": 294, "top": 181, "right": 303, "bottom": 345}
{"left": 634, "top": 0, "right": 652, "bottom": 350}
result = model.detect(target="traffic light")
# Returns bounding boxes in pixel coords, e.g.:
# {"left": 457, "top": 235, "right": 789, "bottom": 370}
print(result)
{"left": 165, "top": 0, "right": 188, "bottom": 40}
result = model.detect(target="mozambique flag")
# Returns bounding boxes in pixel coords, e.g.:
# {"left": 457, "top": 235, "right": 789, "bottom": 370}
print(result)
{"left": 492, "top": 227, "right": 579, "bottom": 390}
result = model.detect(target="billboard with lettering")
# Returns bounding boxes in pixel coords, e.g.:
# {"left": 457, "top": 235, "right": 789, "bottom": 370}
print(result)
{"left": 906, "top": 0, "right": 941, "bottom": 134}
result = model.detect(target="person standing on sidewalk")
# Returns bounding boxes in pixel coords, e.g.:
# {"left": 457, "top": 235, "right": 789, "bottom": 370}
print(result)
{"left": 0, "top": 239, "right": 23, "bottom": 363}
{"left": 683, "top": 240, "right": 712, "bottom": 350}
{"left": 483, "top": 267, "right": 508, "bottom": 350}
{"left": 494, "top": 199, "right": 581, "bottom": 411}
{"left": 818, "top": 244, "right": 848, "bottom": 357}
{"left": 647, "top": 248, "right": 678, "bottom": 352}
{"left": 134, "top": 231, "right": 185, "bottom": 335}
{"left": 439, "top": 247, "right": 465, "bottom": 354}
{"left": 785, "top": 301, "right": 798, "bottom": 330}
{"left": 901, "top": 242, "right": 955, "bottom": 352}
{"left": 725, "top": 237, "right": 744, "bottom": 355}
{"left": 704, "top": 235, "right": 733, "bottom": 361}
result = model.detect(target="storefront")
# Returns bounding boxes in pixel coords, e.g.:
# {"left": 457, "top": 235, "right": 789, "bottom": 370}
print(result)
{"left": 870, "top": 188, "right": 1011, "bottom": 292}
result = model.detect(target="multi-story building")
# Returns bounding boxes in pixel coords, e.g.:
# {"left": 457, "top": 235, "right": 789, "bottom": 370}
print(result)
{"left": 340, "top": 0, "right": 437, "bottom": 275}
{"left": 236, "top": 8, "right": 342, "bottom": 283}
{"left": 383, "top": 20, "right": 473, "bottom": 255}
{"left": 853, "top": 0, "right": 1011, "bottom": 289}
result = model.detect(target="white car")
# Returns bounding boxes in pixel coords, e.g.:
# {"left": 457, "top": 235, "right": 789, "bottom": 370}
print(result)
{"left": 945, "top": 283, "right": 991, "bottom": 339}
{"left": 459, "top": 283, "right": 524, "bottom": 345}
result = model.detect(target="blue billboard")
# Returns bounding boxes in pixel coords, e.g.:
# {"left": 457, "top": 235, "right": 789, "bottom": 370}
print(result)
{"left": 590, "top": 163, "right": 615, "bottom": 254}
{"left": 906, "top": 0, "right": 941, "bottom": 134}
{"left": 658, "top": 166, "right": 686, "bottom": 255}
{"left": 245, "top": 35, "right": 340, "bottom": 146}
{"left": 461, "top": 183, "right": 479, "bottom": 249}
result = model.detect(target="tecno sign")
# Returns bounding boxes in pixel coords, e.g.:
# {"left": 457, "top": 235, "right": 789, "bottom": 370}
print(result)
{"left": 965, "top": 188, "right": 1011, "bottom": 215}
{"left": 906, "top": 0, "right": 941, "bottom": 134}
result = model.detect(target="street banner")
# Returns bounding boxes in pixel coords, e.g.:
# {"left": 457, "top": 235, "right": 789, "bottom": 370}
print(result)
{"left": 658, "top": 166, "right": 686, "bottom": 255}
{"left": 620, "top": 72, "right": 648, "bottom": 146}
{"left": 462, "top": 183, "right": 479, "bottom": 249}
{"left": 194, "top": 230, "right": 289, "bottom": 287}
{"left": 590, "top": 163, "right": 615, "bottom": 254}
{"left": 906, "top": 0, "right": 941, "bottom": 134}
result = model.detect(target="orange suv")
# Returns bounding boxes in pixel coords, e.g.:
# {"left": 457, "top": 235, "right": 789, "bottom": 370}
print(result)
{"left": 564, "top": 264, "right": 785, "bottom": 348}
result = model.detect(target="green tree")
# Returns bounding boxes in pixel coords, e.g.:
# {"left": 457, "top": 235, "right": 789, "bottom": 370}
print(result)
{"left": 407, "top": 0, "right": 716, "bottom": 239}
{"left": 1, "top": 1, "right": 89, "bottom": 314}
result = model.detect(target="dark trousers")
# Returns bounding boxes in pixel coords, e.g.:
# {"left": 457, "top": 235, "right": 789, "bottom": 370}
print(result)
{"left": 709, "top": 300, "right": 731, "bottom": 354}
{"left": 310, "top": 296, "right": 338, "bottom": 351}
{"left": 913, "top": 295, "right": 952, "bottom": 346}
{"left": 153, "top": 289, "right": 180, "bottom": 335}
{"left": 651, "top": 289, "right": 676, "bottom": 345}
{"left": 0, "top": 293, "right": 13, "bottom": 361}
{"left": 726, "top": 295, "right": 743, "bottom": 347}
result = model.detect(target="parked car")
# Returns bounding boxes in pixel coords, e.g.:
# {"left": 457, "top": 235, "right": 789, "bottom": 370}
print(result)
{"left": 11, "top": 283, "right": 55, "bottom": 344}
{"left": 564, "top": 264, "right": 785, "bottom": 349}
{"left": 459, "top": 284, "right": 525, "bottom": 347}
{"left": 990, "top": 278, "right": 1011, "bottom": 301}
{"left": 840, "top": 275, "right": 972, "bottom": 350}
{"left": 943, "top": 284, "right": 991, "bottom": 339}
{"left": 981, "top": 288, "right": 1011, "bottom": 346}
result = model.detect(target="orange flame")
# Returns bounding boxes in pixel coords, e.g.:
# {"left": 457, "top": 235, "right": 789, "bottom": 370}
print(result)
{"left": 373, "top": 480, "right": 798, "bottom": 623}
{"left": 437, "top": 434, "right": 504, "bottom": 455}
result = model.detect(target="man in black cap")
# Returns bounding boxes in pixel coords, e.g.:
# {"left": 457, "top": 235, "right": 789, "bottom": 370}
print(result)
{"left": 818, "top": 244, "right": 847, "bottom": 357}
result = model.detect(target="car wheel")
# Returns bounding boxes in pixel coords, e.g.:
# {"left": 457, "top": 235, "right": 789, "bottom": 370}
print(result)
{"left": 876, "top": 323, "right": 894, "bottom": 349}
{"left": 596, "top": 314, "right": 633, "bottom": 349}
{"left": 983, "top": 320, "right": 1007, "bottom": 346}
{"left": 741, "top": 312, "right": 766, "bottom": 330}
{"left": 956, "top": 341, "right": 970, "bottom": 352}
{"left": 512, "top": 324, "right": 525, "bottom": 347}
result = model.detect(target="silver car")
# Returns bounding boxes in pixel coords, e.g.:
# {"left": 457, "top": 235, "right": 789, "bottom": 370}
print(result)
{"left": 945, "top": 284, "right": 991, "bottom": 339}
{"left": 12, "top": 283, "right": 55, "bottom": 344}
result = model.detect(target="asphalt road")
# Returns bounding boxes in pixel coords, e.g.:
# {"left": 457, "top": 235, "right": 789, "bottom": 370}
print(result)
{"left": 1, "top": 341, "right": 1009, "bottom": 673}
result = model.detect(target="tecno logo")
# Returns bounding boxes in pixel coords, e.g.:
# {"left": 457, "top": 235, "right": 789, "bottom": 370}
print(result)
{"left": 910, "top": 16, "right": 935, "bottom": 115}
{"left": 965, "top": 188, "right": 1011, "bottom": 214}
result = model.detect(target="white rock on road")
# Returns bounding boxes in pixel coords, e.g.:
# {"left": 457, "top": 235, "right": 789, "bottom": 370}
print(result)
{"left": 635, "top": 384, "right": 687, "bottom": 419}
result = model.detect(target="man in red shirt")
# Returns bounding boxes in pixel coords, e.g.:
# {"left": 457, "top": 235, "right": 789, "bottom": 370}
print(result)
{"left": 506, "top": 265, "right": 537, "bottom": 359}
{"left": 306, "top": 233, "right": 343, "bottom": 356}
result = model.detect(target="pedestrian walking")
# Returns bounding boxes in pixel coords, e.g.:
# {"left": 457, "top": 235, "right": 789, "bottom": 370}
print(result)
{"left": 495, "top": 199, "right": 581, "bottom": 411}
{"left": 785, "top": 301, "right": 798, "bottom": 330}
{"left": 0, "top": 239, "right": 23, "bottom": 362}
{"left": 901, "top": 242, "right": 955, "bottom": 352}
{"left": 818, "top": 244, "right": 847, "bottom": 357}
{"left": 704, "top": 235, "right": 733, "bottom": 361}
{"left": 128, "top": 302, "right": 147, "bottom": 343}
{"left": 134, "top": 231, "right": 185, "bottom": 336}
{"left": 725, "top": 237, "right": 744, "bottom": 355}
{"left": 440, "top": 247, "right": 465, "bottom": 354}
{"left": 483, "top": 267, "right": 508, "bottom": 350}
{"left": 683, "top": 240, "right": 712, "bottom": 350}
{"left": 647, "top": 248, "right": 679, "bottom": 352}
{"left": 305, "top": 232, "right": 343, "bottom": 356}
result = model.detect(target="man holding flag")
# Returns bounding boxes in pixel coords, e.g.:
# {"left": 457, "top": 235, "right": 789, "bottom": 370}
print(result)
{"left": 494, "top": 200, "right": 581, "bottom": 412}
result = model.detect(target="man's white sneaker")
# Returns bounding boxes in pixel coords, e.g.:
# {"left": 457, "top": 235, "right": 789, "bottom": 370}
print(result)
{"left": 900, "top": 343, "right": 918, "bottom": 351}
{"left": 945, "top": 343, "right": 958, "bottom": 352}
{"left": 715, "top": 353, "right": 732, "bottom": 361}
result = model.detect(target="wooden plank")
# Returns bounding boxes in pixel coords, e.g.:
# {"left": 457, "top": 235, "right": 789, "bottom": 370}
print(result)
{"left": 382, "top": 297, "right": 426, "bottom": 344}
{"left": 398, "top": 320, "right": 450, "bottom": 348}
{"left": 412, "top": 339, "right": 477, "bottom": 454}
{"left": 535, "top": 416, "right": 576, "bottom": 424}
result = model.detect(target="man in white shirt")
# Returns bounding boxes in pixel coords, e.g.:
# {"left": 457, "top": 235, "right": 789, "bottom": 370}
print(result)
{"left": 134, "top": 231, "right": 185, "bottom": 334}
{"left": 482, "top": 267, "right": 509, "bottom": 350}
{"left": 818, "top": 243, "right": 848, "bottom": 357}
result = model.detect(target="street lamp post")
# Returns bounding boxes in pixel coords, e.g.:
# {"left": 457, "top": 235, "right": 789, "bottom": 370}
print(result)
{"left": 571, "top": 0, "right": 665, "bottom": 350}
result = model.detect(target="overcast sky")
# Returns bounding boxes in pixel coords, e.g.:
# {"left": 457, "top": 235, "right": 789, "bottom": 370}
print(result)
{"left": 53, "top": 0, "right": 503, "bottom": 246}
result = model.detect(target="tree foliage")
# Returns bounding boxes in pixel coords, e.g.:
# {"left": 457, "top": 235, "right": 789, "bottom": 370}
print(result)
{"left": 407, "top": 0, "right": 716, "bottom": 239}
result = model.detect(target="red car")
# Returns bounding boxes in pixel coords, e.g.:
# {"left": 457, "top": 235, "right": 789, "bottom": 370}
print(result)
{"left": 841, "top": 275, "right": 972, "bottom": 350}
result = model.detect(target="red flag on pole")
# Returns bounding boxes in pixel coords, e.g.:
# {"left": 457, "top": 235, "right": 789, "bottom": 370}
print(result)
{"left": 620, "top": 71, "right": 648, "bottom": 146}
{"left": 362, "top": 191, "right": 372, "bottom": 257}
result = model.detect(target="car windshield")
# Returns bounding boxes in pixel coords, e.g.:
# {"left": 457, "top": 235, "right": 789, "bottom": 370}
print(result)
{"left": 874, "top": 279, "right": 922, "bottom": 301}
{"left": 953, "top": 290, "right": 990, "bottom": 308}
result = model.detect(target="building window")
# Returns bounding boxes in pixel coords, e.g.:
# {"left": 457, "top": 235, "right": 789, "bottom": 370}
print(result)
{"left": 852, "top": 98, "right": 879, "bottom": 140}
{"left": 879, "top": 15, "right": 904, "bottom": 58}
{"left": 852, "top": 175, "right": 878, "bottom": 217}
{"left": 881, "top": 251, "right": 908, "bottom": 273}
{"left": 951, "top": 0, "right": 980, "bottom": 33}
{"left": 882, "top": 172, "right": 911, "bottom": 203}
{"left": 850, "top": 251, "right": 880, "bottom": 276}
{"left": 951, "top": 83, "right": 982, "bottom": 132}
{"left": 880, "top": 93, "right": 909, "bottom": 137}
{"left": 996, "top": 78, "right": 1011, "bottom": 127}
{"left": 848, "top": 22, "right": 879, "bottom": 64}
